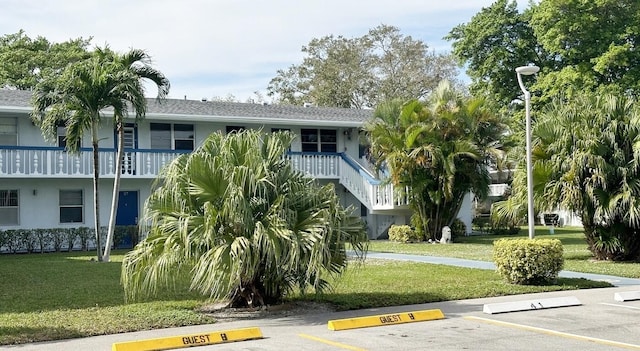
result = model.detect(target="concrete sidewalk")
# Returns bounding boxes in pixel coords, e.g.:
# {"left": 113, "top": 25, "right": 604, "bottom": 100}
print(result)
{"left": 365, "top": 251, "right": 640, "bottom": 286}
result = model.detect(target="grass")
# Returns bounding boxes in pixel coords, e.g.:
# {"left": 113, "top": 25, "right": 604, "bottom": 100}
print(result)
{"left": 0, "top": 229, "right": 625, "bottom": 345}
{"left": 0, "top": 251, "right": 215, "bottom": 345}
{"left": 367, "top": 226, "right": 640, "bottom": 278}
{"left": 304, "top": 259, "right": 610, "bottom": 311}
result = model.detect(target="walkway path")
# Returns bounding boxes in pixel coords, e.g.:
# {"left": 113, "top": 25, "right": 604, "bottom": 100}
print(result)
{"left": 366, "top": 251, "right": 640, "bottom": 287}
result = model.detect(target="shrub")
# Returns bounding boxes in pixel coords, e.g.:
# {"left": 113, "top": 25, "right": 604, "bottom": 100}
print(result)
{"left": 0, "top": 226, "right": 134, "bottom": 254}
{"left": 388, "top": 225, "right": 421, "bottom": 243}
{"left": 17, "top": 229, "right": 37, "bottom": 253}
{"left": 410, "top": 214, "right": 427, "bottom": 241}
{"left": 472, "top": 216, "right": 491, "bottom": 233}
{"left": 493, "top": 238, "right": 564, "bottom": 285}
{"left": 450, "top": 218, "right": 467, "bottom": 240}
{"left": 472, "top": 216, "right": 520, "bottom": 235}
{"left": 113, "top": 225, "right": 138, "bottom": 249}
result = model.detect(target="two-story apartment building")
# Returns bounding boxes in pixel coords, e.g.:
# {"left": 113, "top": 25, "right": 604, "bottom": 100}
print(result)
{"left": 0, "top": 89, "right": 474, "bottom": 247}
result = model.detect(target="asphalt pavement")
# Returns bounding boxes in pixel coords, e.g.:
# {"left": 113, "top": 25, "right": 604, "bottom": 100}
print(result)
{"left": 3, "top": 252, "right": 640, "bottom": 351}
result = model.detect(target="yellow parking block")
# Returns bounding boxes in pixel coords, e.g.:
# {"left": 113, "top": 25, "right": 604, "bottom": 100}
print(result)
{"left": 328, "top": 309, "right": 444, "bottom": 331}
{"left": 112, "top": 327, "right": 263, "bottom": 351}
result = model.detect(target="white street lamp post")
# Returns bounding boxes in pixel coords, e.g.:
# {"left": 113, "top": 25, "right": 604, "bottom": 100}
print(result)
{"left": 515, "top": 65, "right": 540, "bottom": 240}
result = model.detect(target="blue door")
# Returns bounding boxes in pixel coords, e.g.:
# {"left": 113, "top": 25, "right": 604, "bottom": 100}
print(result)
{"left": 116, "top": 191, "right": 138, "bottom": 248}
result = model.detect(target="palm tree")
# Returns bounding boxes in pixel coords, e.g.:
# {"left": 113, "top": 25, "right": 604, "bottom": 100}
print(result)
{"left": 365, "top": 81, "right": 508, "bottom": 240}
{"left": 121, "top": 130, "right": 367, "bottom": 307}
{"left": 102, "top": 48, "right": 169, "bottom": 263}
{"left": 494, "top": 93, "right": 640, "bottom": 260}
{"left": 31, "top": 46, "right": 169, "bottom": 262}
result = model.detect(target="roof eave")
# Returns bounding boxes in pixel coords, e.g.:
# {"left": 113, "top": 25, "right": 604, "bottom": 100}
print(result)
{"left": 146, "top": 113, "right": 366, "bottom": 127}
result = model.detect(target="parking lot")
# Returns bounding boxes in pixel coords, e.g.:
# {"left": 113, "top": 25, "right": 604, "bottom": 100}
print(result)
{"left": 7, "top": 285, "right": 640, "bottom": 351}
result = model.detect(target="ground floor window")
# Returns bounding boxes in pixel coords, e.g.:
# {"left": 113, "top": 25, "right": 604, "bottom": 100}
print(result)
{"left": 59, "top": 189, "right": 83, "bottom": 223}
{"left": 0, "top": 189, "right": 18, "bottom": 225}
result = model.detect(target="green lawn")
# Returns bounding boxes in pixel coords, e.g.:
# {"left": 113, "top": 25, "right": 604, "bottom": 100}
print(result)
{"left": 0, "top": 230, "right": 621, "bottom": 345}
{"left": 367, "top": 226, "right": 640, "bottom": 278}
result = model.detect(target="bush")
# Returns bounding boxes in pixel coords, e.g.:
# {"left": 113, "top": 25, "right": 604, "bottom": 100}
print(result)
{"left": 493, "top": 238, "right": 564, "bottom": 285}
{"left": 450, "top": 218, "right": 467, "bottom": 240}
{"left": 410, "top": 214, "right": 427, "bottom": 241}
{"left": 472, "top": 215, "right": 520, "bottom": 235}
{"left": 388, "top": 225, "right": 422, "bottom": 243}
{"left": 0, "top": 226, "right": 134, "bottom": 254}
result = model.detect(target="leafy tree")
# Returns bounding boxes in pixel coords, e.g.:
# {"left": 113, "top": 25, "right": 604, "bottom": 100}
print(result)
{"left": 365, "top": 81, "right": 508, "bottom": 240}
{"left": 446, "top": 0, "right": 546, "bottom": 109}
{"left": 529, "top": 0, "right": 640, "bottom": 99}
{"left": 31, "top": 46, "right": 169, "bottom": 262}
{"left": 268, "top": 24, "right": 459, "bottom": 108}
{"left": 447, "top": 0, "right": 640, "bottom": 107}
{"left": 121, "top": 130, "right": 367, "bottom": 307}
{"left": 0, "top": 30, "right": 91, "bottom": 89}
{"left": 494, "top": 93, "right": 640, "bottom": 261}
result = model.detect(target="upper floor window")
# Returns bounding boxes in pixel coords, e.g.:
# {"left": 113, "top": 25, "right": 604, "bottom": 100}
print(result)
{"left": 0, "top": 117, "right": 17, "bottom": 146}
{"left": 226, "top": 126, "right": 245, "bottom": 134}
{"left": 0, "top": 189, "right": 19, "bottom": 225}
{"left": 57, "top": 125, "right": 70, "bottom": 148}
{"left": 150, "top": 123, "right": 194, "bottom": 151}
{"left": 56, "top": 123, "right": 80, "bottom": 149}
{"left": 59, "top": 189, "right": 84, "bottom": 223}
{"left": 301, "top": 129, "right": 337, "bottom": 152}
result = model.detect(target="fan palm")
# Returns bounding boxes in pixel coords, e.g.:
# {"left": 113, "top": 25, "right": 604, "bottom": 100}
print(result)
{"left": 495, "top": 93, "right": 640, "bottom": 260}
{"left": 121, "top": 130, "right": 367, "bottom": 307}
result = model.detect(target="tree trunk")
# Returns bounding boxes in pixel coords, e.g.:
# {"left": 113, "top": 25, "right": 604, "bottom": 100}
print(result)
{"left": 103, "top": 121, "right": 124, "bottom": 262}
{"left": 92, "top": 121, "right": 103, "bottom": 262}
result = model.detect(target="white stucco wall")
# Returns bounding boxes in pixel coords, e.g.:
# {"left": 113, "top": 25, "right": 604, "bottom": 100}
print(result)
{"left": 0, "top": 178, "right": 153, "bottom": 230}
{"left": 457, "top": 192, "right": 473, "bottom": 235}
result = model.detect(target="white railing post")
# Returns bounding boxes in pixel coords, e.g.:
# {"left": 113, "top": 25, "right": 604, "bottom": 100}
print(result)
{"left": 15, "top": 153, "right": 22, "bottom": 174}
{"left": 33, "top": 153, "right": 39, "bottom": 175}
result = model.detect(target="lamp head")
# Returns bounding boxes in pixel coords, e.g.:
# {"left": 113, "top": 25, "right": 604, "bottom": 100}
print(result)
{"left": 515, "top": 65, "right": 540, "bottom": 75}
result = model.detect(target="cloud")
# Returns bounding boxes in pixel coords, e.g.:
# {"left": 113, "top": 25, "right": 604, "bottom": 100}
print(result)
{"left": 1, "top": 0, "right": 500, "bottom": 101}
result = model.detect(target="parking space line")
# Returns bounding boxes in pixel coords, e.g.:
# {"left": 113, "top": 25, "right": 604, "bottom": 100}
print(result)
{"left": 464, "top": 316, "right": 640, "bottom": 350}
{"left": 600, "top": 303, "right": 640, "bottom": 310}
{"left": 298, "top": 333, "right": 366, "bottom": 351}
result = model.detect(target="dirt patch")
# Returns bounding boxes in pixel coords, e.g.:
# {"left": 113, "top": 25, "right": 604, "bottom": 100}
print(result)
{"left": 198, "top": 301, "right": 336, "bottom": 322}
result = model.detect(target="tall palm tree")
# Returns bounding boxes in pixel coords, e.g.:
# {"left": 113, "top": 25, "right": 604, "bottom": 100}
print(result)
{"left": 365, "top": 81, "right": 508, "bottom": 239}
{"left": 121, "top": 130, "right": 367, "bottom": 307}
{"left": 31, "top": 46, "right": 169, "bottom": 262}
{"left": 102, "top": 48, "right": 169, "bottom": 263}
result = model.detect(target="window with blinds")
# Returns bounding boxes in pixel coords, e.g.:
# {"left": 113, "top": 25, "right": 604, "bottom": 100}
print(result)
{"left": 0, "top": 117, "right": 17, "bottom": 146}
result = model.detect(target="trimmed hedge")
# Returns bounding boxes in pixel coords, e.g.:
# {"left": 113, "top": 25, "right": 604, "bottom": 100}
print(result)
{"left": 0, "top": 226, "right": 138, "bottom": 254}
{"left": 493, "top": 238, "right": 564, "bottom": 285}
{"left": 388, "top": 225, "right": 422, "bottom": 243}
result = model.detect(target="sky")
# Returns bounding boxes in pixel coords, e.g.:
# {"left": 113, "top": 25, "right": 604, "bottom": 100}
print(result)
{"left": 1, "top": 0, "right": 514, "bottom": 102}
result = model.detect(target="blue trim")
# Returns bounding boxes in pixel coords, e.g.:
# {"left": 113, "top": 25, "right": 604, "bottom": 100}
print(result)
{"left": 340, "top": 153, "right": 381, "bottom": 185}
{"left": 0, "top": 145, "right": 189, "bottom": 154}
{"left": 287, "top": 151, "right": 341, "bottom": 157}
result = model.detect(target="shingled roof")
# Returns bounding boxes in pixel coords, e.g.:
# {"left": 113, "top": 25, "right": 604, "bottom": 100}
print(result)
{"left": 0, "top": 89, "right": 373, "bottom": 126}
